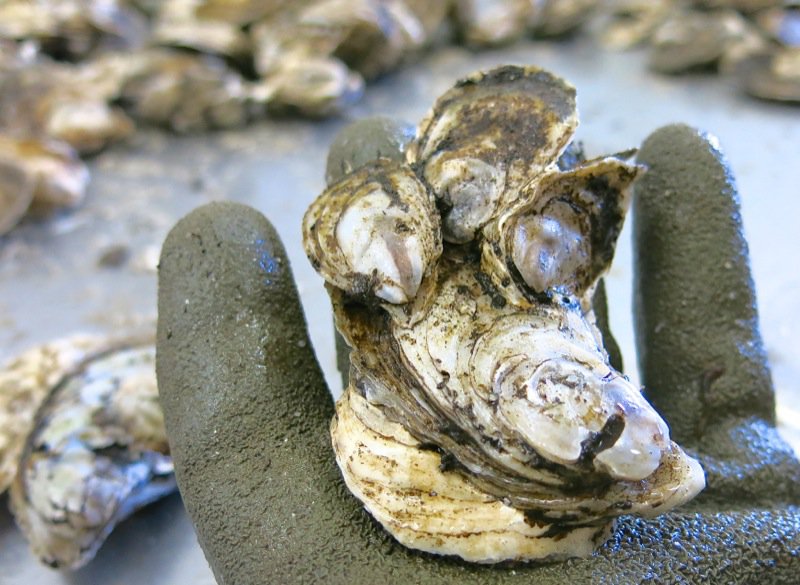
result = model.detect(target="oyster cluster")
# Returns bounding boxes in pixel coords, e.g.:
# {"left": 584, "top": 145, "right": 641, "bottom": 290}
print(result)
{"left": 0, "top": 333, "right": 173, "bottom": 569}
{"left": 303, "top": 66, "right": 705, "bottom": 563}
{"left": 598, "top": 0, "right": 800, "bottom": 103}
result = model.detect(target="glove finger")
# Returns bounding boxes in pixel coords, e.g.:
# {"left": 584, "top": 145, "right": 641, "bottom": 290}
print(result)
{"left": 157, "top": 202, "right": 344, "bottom": 584}
{"left": 633, "top": 124, "right": 800, "bottom": 504}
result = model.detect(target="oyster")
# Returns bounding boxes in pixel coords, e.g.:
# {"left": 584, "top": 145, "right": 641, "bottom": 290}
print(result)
{"left": 649, "top": 8, "right": 756, "bottom": 74}
{"left": 0, "top": 135, "right": 90, "bottom": 216}
{"left": 0, "top": 156, "right": 34, "bottom": 236}
{"left": 733, "top": 46, "right": 800, "bottom": 102}
{"left": 304, "top": 66, "right": 705, "bottom": 563}
{"left": 529, "top": 0, "right": 597, "bottom": 38}
{"left": 0, "top": 335, "right": 113, "bottom": 493}
{"left": 407, "top": 66, "right": 577, "bottom": 244}
{"left": 598, "top": 0, "right": 674, "bottom": 50}
{"left": 9, "top": 340, "right": 174, "bottom": 569}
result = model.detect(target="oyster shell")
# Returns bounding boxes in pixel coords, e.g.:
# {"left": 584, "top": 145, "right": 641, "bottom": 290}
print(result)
{"left": 305, "top": 66, "right": 705, "bottom": 564}
{"left": 452, "top": 0, "right": 533, "bottom": 47}
{"left": 598, "top": 0, "right": 673, "bottom": 50}
{"left": 0, "top": 156, "right": 34, "bottom": 236}
{"left": 734, "top": 46, "right": 800, "bottom": 102}
{"left": 407, "top": 66, "right": 577, "bottom": 244}
{"left": 9, "top": 341, "right": 174, "bottom": 569}
{"left": 529, "top": 0, "right": 597, "bottom": 38}
{"left": 649, "top": 8, "right": 755, "bottom": 74}
{"left": 0, "top": 335, "right": 113, "bottom": 493}
{"left": 0, "top": 135, "right": 90, "bottom": 215}
{"left": 303, "top": 159, "right": 442, "bottom": 304}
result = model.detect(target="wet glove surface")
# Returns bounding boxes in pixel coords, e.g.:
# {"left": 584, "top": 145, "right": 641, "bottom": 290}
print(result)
{"left": 157, "top": 126, "right": 800, "bottom": 585}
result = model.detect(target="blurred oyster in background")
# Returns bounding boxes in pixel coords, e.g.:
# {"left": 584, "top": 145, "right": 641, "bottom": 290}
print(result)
{"left": 2, "top": 0, "right": 797, "bottom": 237}
{"left": 0, "top": 136, "right": 90, "bottom": 228}
{"left": 733, "top": 45, "right": 800, "bottom": 101}
{"left": 597, "top": 0, "right": 800, "bottom": 103}
{"left": 8, "top": 340, "right": 174, "bottom": 570}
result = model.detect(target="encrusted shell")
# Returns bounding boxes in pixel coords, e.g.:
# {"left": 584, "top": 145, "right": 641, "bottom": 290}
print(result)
{"left": 482, "top": 157, "right": 641, "bottom": 305}
{"left": 303, "top": 159, "right": 442, "bottom": 304}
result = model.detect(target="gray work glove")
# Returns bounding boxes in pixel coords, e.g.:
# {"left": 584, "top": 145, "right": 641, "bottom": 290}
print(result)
{"left": 156, "top": 123, "right": 800, "bottom": 585}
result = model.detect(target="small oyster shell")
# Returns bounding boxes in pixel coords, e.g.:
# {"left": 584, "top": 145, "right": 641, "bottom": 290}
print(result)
{"left": 734, "top": 46, "right": 800, "bottom": 102}
{"left": 400, "top": 0, "right": 451, "bottom": 42}
{"left": 295, "top": 0, "right": 426, "bottom": 79}
{"left": 598, "top": 0, "right": 673, "bottom": 50}
{"left": 407, "top": 65, "right": 577, "bottom": 243}
{"left": 119, "top": 50, "right": 252, "bottom": 132}
{"left": 482, "top": 157, "right": 641, "bottom": 305}
{"left": 308, "top": 66, "right": 705, "bottom": 564}
{"left": 649, "top": 9, "right": 754, "bottom": 74}
{"left": 253, "top": 0, "right": 426, "bottom": 83}
{"left": 0, "top": 135, "right": 90, "bottom": 215}
{"left": 9, "top": 342, "right": 174, "bottom": 570}
{"left": 151, "top": 0, "right": 252, "bottom": 61}
{"left": 0, "top": 0, "right": 146, "bottom": 59}
{"left": 303, "top": 159, "right": 442, "bottom": 304}
{"left": 193, "top": 0, "right": 285, "bottom": 25}
{"left": 39, "top": 97, "right": 134, "bottom": 155}
{"left": 529, "top": 0, "right": 597, "bottom": 38}
{"left": 258, "top": 55, "right": 365, "bottom": 118}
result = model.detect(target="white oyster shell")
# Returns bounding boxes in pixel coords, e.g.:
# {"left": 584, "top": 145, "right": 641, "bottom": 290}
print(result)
{"left": 305, "top": 65, "right": 705, "bottom": 564}
{"left": 0, "top": 335, "right": 112, "bottom": 493}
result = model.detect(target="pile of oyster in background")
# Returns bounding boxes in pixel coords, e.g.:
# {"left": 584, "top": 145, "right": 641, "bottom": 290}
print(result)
{"left": 0, "top": 0, "right": 599, "bottom": 237}
{"left": 2, "top": 0, "right": 795, "bottom": 237}
{"left": 598, "top": 0, "right": 800, "bottom": 101}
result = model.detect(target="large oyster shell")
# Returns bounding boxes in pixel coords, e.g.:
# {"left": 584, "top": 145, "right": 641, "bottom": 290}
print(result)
{"left": 304, "top": 66, "right": 705, "bottom": 564}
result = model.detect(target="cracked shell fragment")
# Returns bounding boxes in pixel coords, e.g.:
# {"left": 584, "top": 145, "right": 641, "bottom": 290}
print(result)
{"left": 308, "top": 65, "right": 706, "bottom": 564}
{"left": 407, "top": 65, "right": 577, "bottom": 244}
{"left": 9, "top": 343, "right": 175, "bottom": 570}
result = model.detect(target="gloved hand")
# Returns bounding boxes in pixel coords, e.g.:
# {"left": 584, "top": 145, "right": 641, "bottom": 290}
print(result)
{"left": 156, "top": 123, "right": 800, "bottom": 585}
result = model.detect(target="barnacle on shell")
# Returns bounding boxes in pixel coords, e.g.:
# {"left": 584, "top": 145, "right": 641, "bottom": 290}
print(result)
{"left": 304, "top": 65, "right": 705, "bottom": 564}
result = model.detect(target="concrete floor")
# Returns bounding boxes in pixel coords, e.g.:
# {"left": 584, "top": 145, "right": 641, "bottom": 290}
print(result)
{"left": 1, "top": 38, "right": 798, "bottom": 583}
